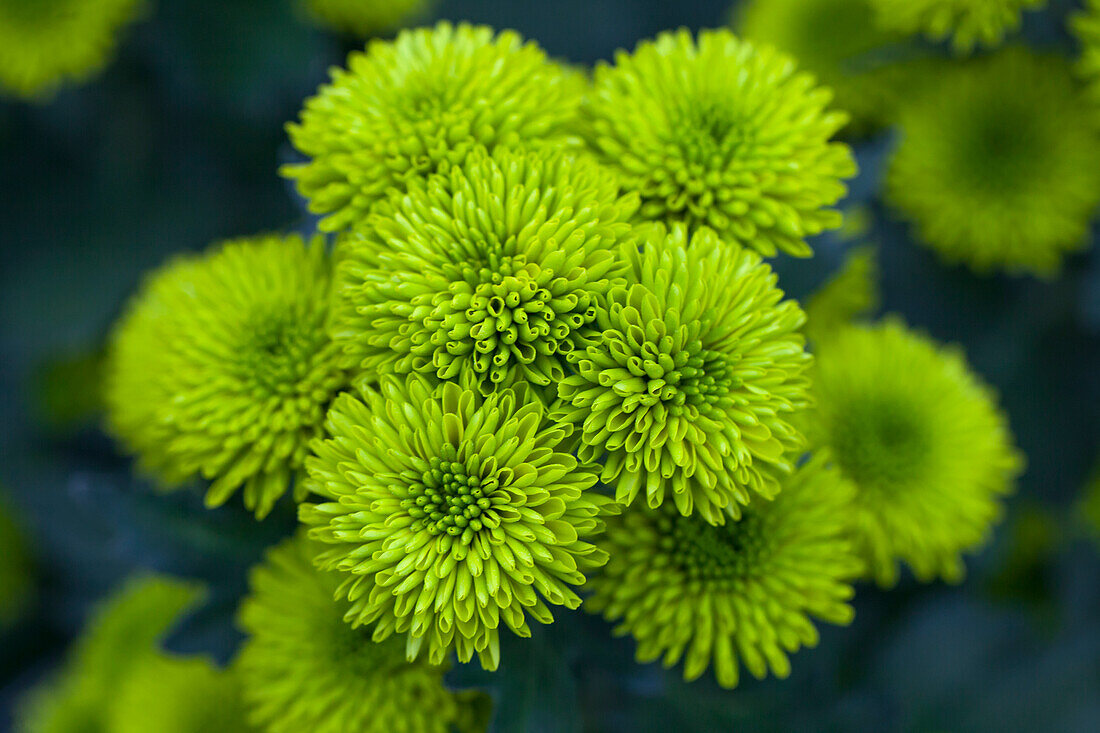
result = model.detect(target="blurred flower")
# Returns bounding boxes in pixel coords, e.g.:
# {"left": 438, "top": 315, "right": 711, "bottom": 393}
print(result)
{"left": 331, "top": 147, "right": 637, "bottom": 394}
{"left": 0, "top": 496, "right": 32, "bottom": 627}
{"left": 105, "top": 234, "right": 347, "bottom": 518}
{"left": 807, "top": 320, "right": 1023, "bottom": 586}
{"left": 0, "top": 0, "right": 144, "bottom": 99}
{"left": 867, "top": 0, "right": 1045, "bottom": 52}
{"left": 586, "top": 452, "right": 860, "bottom": 689}
{"left": 555, "top": 225, "right": 811, "bottom": 525}
{"left": 284, "top": 22, "right": 585, "bottom": 232}
{"left": 16, "top": 576, "right": 204, "bottom": 733}
{"left": 237, "top": 536, "right": 490, "bottom": 733}
{"left": 803, "top": 246, "right": 879, "bottom": 346}
{"left": 736, "top": 0, "right": 905, "bottom": 135}
{"left": 581, "top": 28, "right": 855, "bottom": 257}
{"left": 1072, "top": 0, "right": 1100, "bottom": 108}
{"left": 1078, "top": 461, "right": 1100, "bottom": 542}
{"left": 301, "top": 0, "right": 431, "bottom": 36}
{"left": 886, "top": 49, "right": 1100, "bottom": 276}
{"left": 300, "top": 374, "right": 611, "bottom": 670}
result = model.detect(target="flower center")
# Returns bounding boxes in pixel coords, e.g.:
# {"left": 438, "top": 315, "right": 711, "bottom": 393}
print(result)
{"left": 403, "top": 448, "right": 495, "bottom": 544}
{"left": 831, "top": 396, "right": 931, "bottom": 491}
{"left": 619, "top": 332, "right": 738, "bottom": 418}
{"left": 239, "top": 309, "right": 330, "bottom": 395}
{"left": 656, "top": 507, "right": 764, "bottom": 584}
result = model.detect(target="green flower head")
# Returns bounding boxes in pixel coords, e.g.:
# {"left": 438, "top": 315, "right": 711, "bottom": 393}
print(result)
{"left": 105, "top": 234, "right": 348, "bottom": 518}
{"left": 885, "top": 48, "right": 1100, "bottom": 277}
{"left": 301, "top": 374, "right": 611, "bottom": 670}
{"left": 581, "top": 28, "right": 855, "bottom": 257}
{"left": 284, "top": 22, "right": 585, "bottom": 232}
{"left": 0, "top": 0, "right": 144, "bottom": 99}
{"left": 807, "top": 320, "right": 1023, "bottom": 586}
{"left": 301, "top": 0, "right": 431, "bottom": 36}
{"left": 736, "top": 0, "right": 905, "bottom": 135}
{"left": 16, "top": 576, "right": 204, "bottom": 733}
{"left": 1072, "top": 0, "right": 1100, "bottom": 108}
{"left": 238, "top": 536, "right": 490, "bottom": 733}
{"left": 586, "top": 452, "right": 860, "bottom": 689}
{"left": 331, "top": 146, "right": 638, "bottom": 394}
{"left": 555, "top": 225, "right": 812, "bottom": 525}
{"left": 868, "top": 0, "right": 1045, "bottom": 53}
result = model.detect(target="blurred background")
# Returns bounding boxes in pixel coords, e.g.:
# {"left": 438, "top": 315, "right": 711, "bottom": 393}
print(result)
{"left": 1, "top": 0, "right": 1099, "bottom": 731}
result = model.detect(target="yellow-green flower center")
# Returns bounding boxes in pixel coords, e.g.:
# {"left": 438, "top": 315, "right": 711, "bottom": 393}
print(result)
{"left": 656, "top": 508, "right": 764, "bottom": 587}
{"left": 405, "top": 450, "right": 495, "bottom": 543}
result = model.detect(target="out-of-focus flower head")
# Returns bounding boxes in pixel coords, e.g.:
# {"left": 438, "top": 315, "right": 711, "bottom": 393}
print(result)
{"left": 868, "top": 0, "right": 1046, "bottom": 53}
{"left": 301, "top": 0, "right": 432, "bottom": 36}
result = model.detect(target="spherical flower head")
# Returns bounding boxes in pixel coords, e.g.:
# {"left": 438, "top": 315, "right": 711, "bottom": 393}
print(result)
{"left": 15, "top": 576, "right": 203, "bottom": 733}
{"left": 885, "top": 48, "right": 1100, "bottom": 277}
{"left": 302, "top": 0, "right": 432, "bottom": 36}
{"left": 554, "top": 225, "right": 812, "bottom": 525}
{"left": 737, "top": 0, "right": 905, "bottom": 135}
{"left": 0, "top": 497, "right": 32, "bottom": 628}
{"left": 106, "top": 654, "right": 254, "bottom": 733}
{"left": 868, "top": 0, "right": 1045, "bottom": 53}
{"left": 581, "top": 28, "right": 855, "bottom": 258}
{"left": 807, "top": 320, "right": 1023, "bottom": 586}
{"left": 0, "top": 0, "right": 144, "bottom": 99}
{"left": 237, "top": 536, "right": 490, "bottom": 733}
{"left": 301, "top": 374, "right": 611, "bottom": 671}
{"left": 331, "top": 146, "right": 638, "bottom": 394}
{"left": 284, "top": 22, "right": 586, "bottom": 233}
{"left": 1072, "top": 0, "right": 1100, "bottom": 108}
{"left": 105, "top": 234, "right": 348, "bottom": 518}
{"left": 586, "top": 452, "right": 860, "bottom": 689}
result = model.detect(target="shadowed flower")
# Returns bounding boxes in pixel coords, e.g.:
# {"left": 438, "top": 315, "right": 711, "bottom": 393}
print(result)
{"left": 736, "top": 0, "right": 905, "bottom": 135}
{"left": 868, "top": 0, "right": 1045, "bottom": 53}
{"left": 1072, "top": 1, "right": 1100, "bottom": 108}
{"left": 105, "top": 234, "right": 347, "bottom": 518}
{"left": 886, "top": 49, "right": 1100, "bottom": 276}
{"left": 284, "top": 22, "right": 585, "bottom": 232}
{"left": 581, "top": 28, "right": 855, "bottom": 257}
{"left": 807, "top": 320, "right": 1023, "bottom": 586}
{"left": 0, "top": 496, "right": 32, "bottom": 627}
{"left": 331, "top": 147, "right": 637, "bottom": 394}
{"left": 586, "top": 453, "right": 861, "bottom": 689}
{"left": 301, "top": 0, "right": 431, "bottom": 36}
{"left": 554, "top": 225, "right": 811, "bottom": 525}
{"left": 300, "top": 374, "right": 612, "bottom": 670}
{"left": 237, "top": 536, "right": 491, "bottom": 733}
{"left": 0, "top": 0, "right": 144, "bottom": 99}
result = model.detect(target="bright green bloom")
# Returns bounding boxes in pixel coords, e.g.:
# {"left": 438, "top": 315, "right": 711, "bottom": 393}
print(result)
{"left": 736, "top": 0, "right": 905, "bottom": 135}
{"left": 0, "top": 0, "right": 144, "bottom": 99}
{"left": 554, "top": 225, "right": 811, "bottom": 525}
{"left": 803, "top": 246, "right": 879, "bottom": 346}
{"left": 1072, "top": 1, "right": 1100, "bottom": 108}
{"left": 16, "top": 576, "right": 203, "bottom": 733}
{"left": 105, "top": 234, "right": 347, "bottom": 518}
{"left": 868, "top": 0, "right": 1045, "bottom": 52}
{"left": 581, "top": 28, "right": 855, "bottom": 258}
{"left": 106, "top": 655, "right": 254, "bottom": 733}
{"left": 284, "top": 22, "right": 585, "bottom": 232}
{"left": 302, "top": 0, "right": 431, "bottom": 36}
{"left": 301, "top": 374, "right": 611, "bottom": 670}
{"left": 0, "top": 496, "right": 32, "bottom": 627}
{"left": 886, "top": 49, "right": 1100, "bottom": 277}
{"left": 586, "top": 452, "right": 860, "bottom": 689}
{"left": 807, "top": 320, "right": 1023, "bottom": 586}
{"left": 237, "top": 536, "right": 491, "bottom": 733}
{"left": 331, "top": 147, "right": 637, "bottom": 394}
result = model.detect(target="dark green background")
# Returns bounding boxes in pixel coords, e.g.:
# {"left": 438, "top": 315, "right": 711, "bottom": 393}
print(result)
{"left": 2, "top": 0, "right": 1099, "bottom": 731}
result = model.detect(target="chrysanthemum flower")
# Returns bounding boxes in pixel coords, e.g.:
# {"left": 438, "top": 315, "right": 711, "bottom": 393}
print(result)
{"left": 300, "top": 374, "right": 611, "bottom": 670}
{"left": 284, "top": 22, "right": 585, "bottom": 232}
{"left": 736, "top": 0, "right": 904, "bottom": 135}
{"left": 16, "top": 576, "right": 203, "bottom": 733}
{"left": 0, "top": 497, "right": 32, "bottom": 627}
{"left": 105, "top": 234, "right": 347, "bottom": 518}
{"left": 885, "top": 49, "right": 1100, "bottom": 277}
{"left": 554, "top": 225, "right": 811, "bottom": 525}
{"left": 586, "top": 452, "right": 861, "bottom": 689}
{"left": 0, "top": 0, "right": 144, "bottom": 99}
{"left": 1072, "top": 1, "right": 1100, "bottom": 107}
{"left": 106, "top": 655, "right": 254, "bottom": 733}
{"left": 803, "top": 247, "right": 879, "bottom": 345}
{"left": 806, "top": 320, "right": 1023, "bottom": 586}
{"left": 301, "top": 0, "right": 431, "bottom": 36}
{"left": 868, "top": 0, "right": 1045, "bottom": 53}
{"left": 237, "top": 536, "right": 491, "bottom": 733}
{"left": 581, "top": 28, "right": 855, "bottom": 258}
{"left": 331, "top": 147, "right": 637, "bottom": 393}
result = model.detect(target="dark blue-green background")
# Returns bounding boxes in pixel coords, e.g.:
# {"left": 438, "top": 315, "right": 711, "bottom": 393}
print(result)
{"left": 2, "top": 0, "right": 1099, "bottom": 731}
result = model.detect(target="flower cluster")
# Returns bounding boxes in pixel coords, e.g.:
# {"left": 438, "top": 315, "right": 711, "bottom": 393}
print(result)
{"left": 0, "top": 0, "right": 145, "bottom": 99}
{"left": 867, "top": 0, "right": 1046, "bottom": 52}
